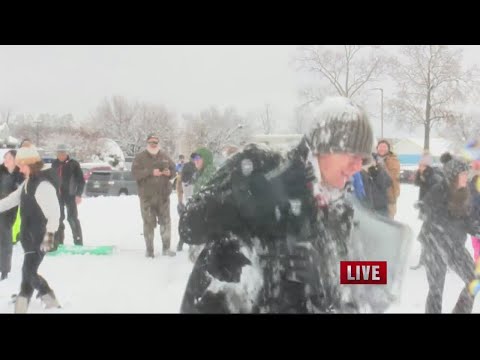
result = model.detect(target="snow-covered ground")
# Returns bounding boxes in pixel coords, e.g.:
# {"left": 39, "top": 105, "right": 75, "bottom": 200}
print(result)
{"left": 0, "top": 184, "right": 479, "bottom": 313}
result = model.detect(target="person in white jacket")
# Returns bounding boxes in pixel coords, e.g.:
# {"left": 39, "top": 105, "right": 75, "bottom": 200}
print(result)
{"left": 0, "top": 146, "right": 60, "bottom": 313}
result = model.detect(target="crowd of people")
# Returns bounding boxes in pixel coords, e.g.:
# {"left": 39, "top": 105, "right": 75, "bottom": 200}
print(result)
{"left": 1, "top": 95, "right": 480, "bottom": 314}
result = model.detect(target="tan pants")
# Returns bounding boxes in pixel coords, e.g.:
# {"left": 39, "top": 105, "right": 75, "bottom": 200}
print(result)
{"left": 140, "top": 196, "right": 171, "bottom": 254}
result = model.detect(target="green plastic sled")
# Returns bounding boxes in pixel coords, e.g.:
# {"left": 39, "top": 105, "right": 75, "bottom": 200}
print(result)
{"left": 47, "top": 244, "right": 115, "bottom": 256}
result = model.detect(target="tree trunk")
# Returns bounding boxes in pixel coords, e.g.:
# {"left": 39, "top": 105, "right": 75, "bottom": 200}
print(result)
{"left": 424, "top": 121, "right": 430, "bottom": 152}
{"left": 424, "top": 89, "right": 431, "bottom": 151}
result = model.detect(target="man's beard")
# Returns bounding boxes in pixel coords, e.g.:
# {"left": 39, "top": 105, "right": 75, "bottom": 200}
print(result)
{"left": 147, "top": 147, "right": 160, "bottom": 155}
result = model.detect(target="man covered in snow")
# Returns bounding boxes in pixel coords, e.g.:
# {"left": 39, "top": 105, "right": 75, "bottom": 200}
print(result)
{"left": 179, "top": 96, "right": 375, "bottom": 313}
{"left": 0, "top": 146, "right": 61, "bottom": 313}
{"left": 132, "top": 134, "right": 176, "bottom": 258}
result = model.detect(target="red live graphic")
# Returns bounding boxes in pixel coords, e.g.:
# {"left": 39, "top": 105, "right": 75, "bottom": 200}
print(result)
{"left": 340, "top": 261, "right": 387, "bottom": 284}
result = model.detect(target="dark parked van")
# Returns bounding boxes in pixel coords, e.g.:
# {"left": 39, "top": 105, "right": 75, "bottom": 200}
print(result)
{"left": 85, "top": 170, "right": 137, "bottom": 197}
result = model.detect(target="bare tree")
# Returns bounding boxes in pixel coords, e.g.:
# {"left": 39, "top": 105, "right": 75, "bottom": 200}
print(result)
{"left": 260, "top": 104, "right": 274, "bottom": 134}
{"left": 389, "top": 45, "right": 478, "bottom": 150}
{"left": 135, "top": 103, "right": 177, "bottom": 156}
{"left": 295, "top": 45, "right": 389, "bottom": 103}
{"left": 90, "top": 96, "right": 177, "bottom": 156}
{"left": 182, "top": 106, "right": 252, "bottom": 155}
{"left": 91, "top": 96, "right": 139, "bottom": 151}
{"left": 437, "top": 105, "right": 480, "bottom": 149}
{"left": 0, "top": 108, "right": 12, "bottom": 125}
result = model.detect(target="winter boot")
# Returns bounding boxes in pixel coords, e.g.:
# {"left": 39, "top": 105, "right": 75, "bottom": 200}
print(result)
{"left": 40, "top": 290, "right": 61, "bottom": 309}
{"left": 14, "top": 296, "right": 29, "bottom": 314}
{"left": 144, "top": 232, "right": 154, "bottom": 258}
{"left": 176, "top": 241, "right": 184, "bottom": 252}
{"left": 162, "top": 249, "right": 176, "bottom": 257}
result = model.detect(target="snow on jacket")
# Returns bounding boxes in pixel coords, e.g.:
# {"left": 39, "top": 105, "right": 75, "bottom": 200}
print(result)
{"left": 179, "top": 139, "right": 359, "bottom": 314}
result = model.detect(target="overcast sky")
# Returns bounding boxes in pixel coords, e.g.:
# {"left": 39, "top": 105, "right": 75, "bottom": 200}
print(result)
{"left": 1, "top": 45, "right": 479, "bottom": 138}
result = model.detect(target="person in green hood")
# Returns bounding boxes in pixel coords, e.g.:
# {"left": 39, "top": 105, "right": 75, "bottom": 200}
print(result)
{"left": 187, "top": 148, "right": 217, "bottom": 262}
{"left": 192, "top": 148, "right": 216, "bottom": 195}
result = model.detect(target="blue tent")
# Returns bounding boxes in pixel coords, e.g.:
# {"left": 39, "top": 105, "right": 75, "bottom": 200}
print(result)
{"left": 397, "top": 154, "right": 421, "bottom": 166}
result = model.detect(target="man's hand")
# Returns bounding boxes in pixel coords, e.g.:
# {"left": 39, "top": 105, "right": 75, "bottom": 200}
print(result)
{"left": 40, "top": 232, "right": 55, "bottom": 253}
{"left": 75, "top": 196, "right": 82, "bottom": 205}
{"left": 153, "top": 169, "right": 162, "bottom": 177}
{"left": 162, "top": 169, "right": 171, "bottom": 177}
{"left": 286, "top": 242, "right": 321, "bottom": 286}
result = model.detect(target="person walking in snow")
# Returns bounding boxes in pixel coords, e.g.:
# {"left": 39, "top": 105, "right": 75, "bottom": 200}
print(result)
{"left": 132, "top": 134, "right": 177, "bottom": 258}
{"left": 0, "top": 150, "right": 24, "bottom": 280}
{"left": 411, "top": 153, "right": 444, "bottom": 270}
{"left": 51, "top": 144, "right": 85, "bottom": 247}
{"left": 179, "top": 96, "right": 375, "bottom": 313}
{"left": 0, "top": 146, "right": 61, "bottom": 313}
{"left": 418, "top": 155, "right": 480, "bottom": 313}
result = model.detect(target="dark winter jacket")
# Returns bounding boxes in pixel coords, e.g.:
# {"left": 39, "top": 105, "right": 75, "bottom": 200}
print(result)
{"left": 192, "top": 148, "right": 216, "bottom": 195}
{"left": 0, "top": 165, "right": 24, "bottom": 227}
{"left": 51, "top": 156, "right": 85, "bottom": 198}
{"left": 414, "top": 166, "right": 444, "bottom": 202}
{"left": 179, "top": 139, "right": 358, "bottom": 314}
{"left": 132, "top": 149, "right": 176, "bottom": 199}
{"left": 361, "top": 165, "right": 392, "bottom": 213}
{"left": 419, "top": 179, "right": 480, "bottom": 253}
{"left": 20, "top": 172, "right": 59, "bottom": 252}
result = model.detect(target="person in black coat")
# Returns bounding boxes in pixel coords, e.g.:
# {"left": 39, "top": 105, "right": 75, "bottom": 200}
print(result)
{"left": 411, "top": 153, "right": 444, "bottom": 270}
{"left": 179, "top": 96, "right": 376, "bottom": 313}
{"left": 361, "top": 161, "right": 392, "bottom": 217}
{"left": 51, "top": 144, "right": 85, "bottom": 246}
{"left": 0, "top": 150, "right": 24, "bottom": 280}
{"left": 418, "top": 155, "right": 479, "bottom": 313}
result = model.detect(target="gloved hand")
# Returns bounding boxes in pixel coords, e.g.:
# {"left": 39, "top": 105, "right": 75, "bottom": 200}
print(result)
{"left": 40, "top": 232, "right": 54, "bottom": 253}
{"left": 368, "top": 165, "right": 378, "bottom": 177}
{"left": 177, "top": 203, "right": 186, "bottom": 215}
{"left": 286, "top": 241, "right": 321, "bottom": 287}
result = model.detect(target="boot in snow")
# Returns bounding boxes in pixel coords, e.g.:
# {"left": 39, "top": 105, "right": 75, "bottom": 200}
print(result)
{"left": 14, "top": 296, "right": 29, "bottom": 313}
{"left": 41, "top": 290, "right": 61, "bottom": 309}
{"left": 162, "top": 249, "right": 176, "bottom": 257}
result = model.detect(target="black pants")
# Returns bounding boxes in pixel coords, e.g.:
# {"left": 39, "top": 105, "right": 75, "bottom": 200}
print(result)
{"left": 424, "top": 243, "right": 476, "bottom": 313}
{"left": 19, "top": 248, "right": 52, "bottom": 299}
{"left": 0, "top": 227, "right": 13, "bottom": 275}
{"left": 55, "top": 196, "right": 83, "bottom": 246}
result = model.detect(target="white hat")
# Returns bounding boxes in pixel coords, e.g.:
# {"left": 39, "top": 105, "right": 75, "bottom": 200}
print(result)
{"left": 15, "top": 146, "right": 42, "bottom": 166}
